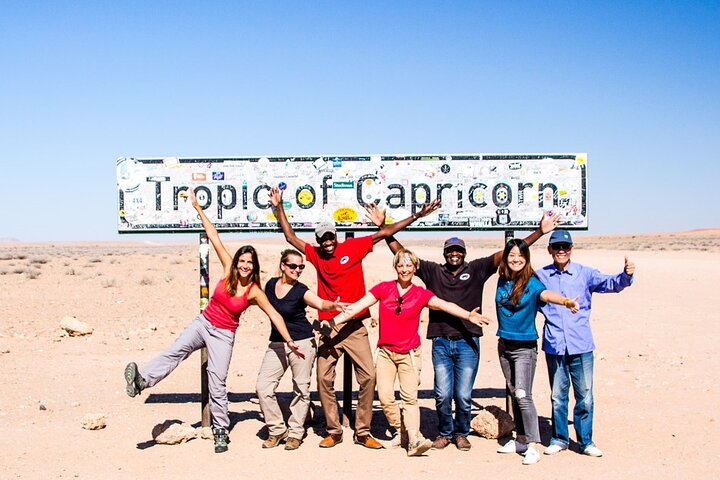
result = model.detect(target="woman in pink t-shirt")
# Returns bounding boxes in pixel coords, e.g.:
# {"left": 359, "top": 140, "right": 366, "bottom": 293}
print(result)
{"left": 123, "top": 190, "right": 301, "bottom": 454}
{"left": 326, "top": 249, "right": 490, "bottom": 456}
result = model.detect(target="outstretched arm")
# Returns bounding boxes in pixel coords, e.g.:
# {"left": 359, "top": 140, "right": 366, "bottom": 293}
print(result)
{"left": 322, "top": 292, "right": 377, "bottom": 329}
{"left": 251, "top": 288, "right": 305, "bottom": 358}
{"left": 189, "top": 189, "right": 233, "bottom": 275}
{"left": 270, "top": 186, "right": 307, "bottom": 252}
{"left": 303, "top": 290, "right": 346, "bottom": 312}
{"left": 491, "top": 210, "right": 561, "bottom": 267}
{"left": 369, "top": 199, "right": 441, "bottom": 245}
{"left": 427, "top": 296, "right": 492, "bottom": 327}
{"left": 540, "top": 290, "right": 580, "bottom": 314}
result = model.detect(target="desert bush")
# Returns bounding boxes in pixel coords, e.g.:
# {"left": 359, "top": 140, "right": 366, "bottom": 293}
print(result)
{"left": 102, "top": 277, "right": 117, "bottom": 288}
{"left": 139, "top": 276, "right": 154, "bottom": 286}
{"left": 25, "top": 269, "right": 41, "bottom": 279}
{"left": 29, "top": 256, "right": 49, "bottom": 265}
{"left": 65, "top": 268, "right": 77, "bottom": 276}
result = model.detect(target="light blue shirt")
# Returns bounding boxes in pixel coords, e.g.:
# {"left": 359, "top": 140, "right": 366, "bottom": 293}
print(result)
{"left": 535, "top": 262, "right": 634, "bottom": 355}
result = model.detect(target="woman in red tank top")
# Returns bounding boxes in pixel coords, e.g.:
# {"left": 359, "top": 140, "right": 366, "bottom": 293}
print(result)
{"left": 123, "top": 190, "right": 302, "bottom": 454}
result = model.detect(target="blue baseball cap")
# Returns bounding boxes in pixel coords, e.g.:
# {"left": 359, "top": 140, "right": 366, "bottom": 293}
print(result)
{"left": 443, "top": 237, "right": 466, "bottom": 251}
{"left": 549, "top": 230, "right": 573, "bottom": 245}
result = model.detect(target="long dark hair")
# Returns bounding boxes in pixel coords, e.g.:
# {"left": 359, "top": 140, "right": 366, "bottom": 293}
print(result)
{"left": 225, "top": 245, "right": 261, "bottom": 296}
{"left": 498, "top": 239, "right": 535, "bottom": 306}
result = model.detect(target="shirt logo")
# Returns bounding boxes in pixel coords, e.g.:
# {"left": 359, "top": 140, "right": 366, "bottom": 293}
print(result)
{"left": 340, "top": 255, "right": 350, "bottom": 265}
{"left": 459, "top": 273, "right": 470, "bottom": 281}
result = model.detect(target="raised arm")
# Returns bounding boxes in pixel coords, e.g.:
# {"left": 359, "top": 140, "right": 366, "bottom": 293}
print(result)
{"left": 189, "top": 189, "right": 233, "bottom": 274}
{"left": 369, "top": 198, "right": 441, "bottom": 245}
{"left": 427, "top": 296, "right": 492, "bottom": 327}
{"left": 540, "top": 290, "right": 580, "bottom": 314}
{"left": 269, "top": 186, "right": 306, "bottom": 252}
{"left": 250, "top": 288, "right": 305, "bottom": 358}
{"left": 490, "top": 211, "right": 561, "bottom": 267}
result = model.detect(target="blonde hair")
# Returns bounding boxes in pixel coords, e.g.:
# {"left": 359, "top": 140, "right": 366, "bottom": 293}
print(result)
{"left": 393, "top": 248, "right": 419, "bottom": 269}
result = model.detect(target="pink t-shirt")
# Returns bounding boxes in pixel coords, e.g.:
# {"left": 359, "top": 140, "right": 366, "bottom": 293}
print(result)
{"left": 305, "top": 236, "right": 374, "bottom": 321}
{"left": 369, "top": 281, "right": 436, "bottom": 353}
{"left": 202, "top": 280, "right": 255, "bottom": 332}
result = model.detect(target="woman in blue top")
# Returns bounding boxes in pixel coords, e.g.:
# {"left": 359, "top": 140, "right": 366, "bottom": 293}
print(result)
{"left": 494, "top": 239, "right": 579, "bottom": 465}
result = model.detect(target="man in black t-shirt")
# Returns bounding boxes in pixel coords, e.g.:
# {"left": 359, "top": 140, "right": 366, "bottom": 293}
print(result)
{"left": 385, "top": 212, "right": 559, "bottom": 451}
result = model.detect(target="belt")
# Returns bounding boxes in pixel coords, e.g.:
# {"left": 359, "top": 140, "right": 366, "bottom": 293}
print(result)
{"left": 437, "top": 335, "right": 465, "bottom": 341}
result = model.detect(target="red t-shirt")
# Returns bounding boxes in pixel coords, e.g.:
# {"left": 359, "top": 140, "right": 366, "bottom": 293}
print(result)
{"left": 305, "top": 236, "right": 374, "bottom": 321}
{"left": 202, "top": 279, "right": 255, "bottom": 332}
{"left": 369, "top": 281, "right": 436, "bottom": 353}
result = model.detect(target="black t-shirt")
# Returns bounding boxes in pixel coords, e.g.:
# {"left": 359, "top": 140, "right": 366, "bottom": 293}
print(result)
{"left": 416, "top": 256, "right": 496, "bottom": 338}
{"left": 264, "top": 277, "right": 314, "bottom": 342}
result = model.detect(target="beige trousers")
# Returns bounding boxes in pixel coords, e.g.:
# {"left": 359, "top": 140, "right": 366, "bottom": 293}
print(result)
{"left": 375, "top": 346, "right": 422, "bottom": 432}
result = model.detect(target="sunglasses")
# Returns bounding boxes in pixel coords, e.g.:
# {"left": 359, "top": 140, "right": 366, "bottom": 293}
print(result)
{"left": 283, "top": 262, "right": 306, "bottom": 270}
{"left": 395, "top": 296, "right": 404, "bottom": 315}
{"left": 550, "top": 243, "right": 573, "bottom": 251}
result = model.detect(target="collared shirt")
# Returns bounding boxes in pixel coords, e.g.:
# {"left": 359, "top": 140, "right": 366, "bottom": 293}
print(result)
{"left": 535, "top": 261, "right": 634, "bottom": 355}
{"left": 416, "top": 256, "right": 496, "bottom": 338}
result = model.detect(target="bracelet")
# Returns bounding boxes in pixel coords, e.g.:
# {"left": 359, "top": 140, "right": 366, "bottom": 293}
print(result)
{"left": 562, "top": 298, "right": 570, "bottom": 307}
{"left": 412, "top": 213, "right": 418, "bottom": 220}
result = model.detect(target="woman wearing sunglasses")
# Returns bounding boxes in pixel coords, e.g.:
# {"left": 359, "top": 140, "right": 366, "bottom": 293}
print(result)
{"left": 256, "top": 249, "right": 344, "bottom": 450}
{"left": 324, "top": 248, "right": 490, "bottom": 456}
{"left": 494, "top": 238, "right": 579, "bottom": 465}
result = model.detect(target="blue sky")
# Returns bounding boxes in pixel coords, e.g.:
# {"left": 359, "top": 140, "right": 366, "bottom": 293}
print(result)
{"left": 1, "top": 1, "right": 718, "bottom": 242}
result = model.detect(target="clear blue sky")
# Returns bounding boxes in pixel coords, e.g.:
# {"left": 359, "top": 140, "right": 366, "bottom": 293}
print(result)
{"left": 1, "top": 1, "right": 718, "bottom": 241}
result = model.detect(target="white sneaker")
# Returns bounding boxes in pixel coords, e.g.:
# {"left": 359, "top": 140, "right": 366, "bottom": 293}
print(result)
{"left": 522, "top": 447, "right": 541, "bottom": 465}
{"left": 544, "top": 443, "right": 567, "bottom": 455}
{"left": 582, "top": 445, "right": 603, "bottom": 457}
{"left": 497, "top": 439, "right": 528, "bottom": 454}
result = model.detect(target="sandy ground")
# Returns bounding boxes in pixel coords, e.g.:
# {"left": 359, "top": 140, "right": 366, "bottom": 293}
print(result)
{"left": 1, "top": 230, "right": 719, "bottom": 479}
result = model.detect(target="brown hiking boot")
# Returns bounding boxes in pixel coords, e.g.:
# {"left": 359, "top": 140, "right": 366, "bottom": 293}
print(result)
{"left": 284, "top": 437, "right": 302, "bottom": 450}
{"left": 354, "top": 434, "right": 383, "bottom": 449}
{"left": 431, "top": 436, "right": 452, "bottom": 450}
{"left": 319, "top": 433, "right": 343, "bottom": 448}
{"left": 262, "top": 430, "right": 288, "bottom": 448}
{"left": 454, "top": 435, "right": 472, "bottom": 451}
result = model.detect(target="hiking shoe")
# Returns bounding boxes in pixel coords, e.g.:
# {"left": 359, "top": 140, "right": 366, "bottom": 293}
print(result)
{"left": 213, "top": 428, "right": 229, "bottom": 453}
{"left": 544, "top": 443, "right": 567, "bottom": 455}
{"left": 431, "top": 436, "right": 452, "bottom": 450}
{"left": 407, "top": 438, "right": 432, "bottom": 457}
{"left": 124, "top": 362, "right": 146, "bottom": 398}
{"left": 454, "top": 435, "right": 472, "bottom": 451}
{"left": 319, "top": 433, "right": 343, "bottom": 448}
{"left": 582, "top": 445, "right": 603, "bottom": 457}
{"left": 497, "top": 439, "right": 528, "bottom": 454}
{"left": 284, "top": 437, "right": 302, "bottom": 450}
{"left": 262, "top": 430, "right": 288, "bottom": 448}
{"left": 354, "top": 434, "right": 383, "bottom": 449}
{"left": 522, "top": 447, "right": 541, "bottom": 465}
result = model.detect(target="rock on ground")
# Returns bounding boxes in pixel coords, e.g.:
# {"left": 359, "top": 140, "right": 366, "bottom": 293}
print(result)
{"left": 60, "top": 316, "right": 93, "bottom": 336}
{"left": 470, "top": 405, "right": 515, "bottom": 439}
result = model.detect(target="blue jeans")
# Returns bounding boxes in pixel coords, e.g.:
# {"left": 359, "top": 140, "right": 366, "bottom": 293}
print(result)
{"left": 432, "top": 336, "right": 480, "bottom": 438}
{"left": 546, "top": 351, "right": 595, "bottom": 450}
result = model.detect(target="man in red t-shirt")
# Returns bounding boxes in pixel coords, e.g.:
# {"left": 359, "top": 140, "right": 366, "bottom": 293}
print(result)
{"left": 270, "top": 186, "right": 439, "bottom": 449}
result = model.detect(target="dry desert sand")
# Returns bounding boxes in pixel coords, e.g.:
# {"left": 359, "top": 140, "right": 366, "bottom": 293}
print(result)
{"left": 1, "top": 230, "right": 719, "bottom": 479}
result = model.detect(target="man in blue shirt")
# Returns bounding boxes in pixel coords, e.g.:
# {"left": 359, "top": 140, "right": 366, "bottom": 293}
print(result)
{"left": 535, "top": 230, "right": 635, "bottom": 458}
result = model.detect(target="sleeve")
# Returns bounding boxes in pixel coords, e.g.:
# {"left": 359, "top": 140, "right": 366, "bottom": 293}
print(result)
{"left": 369, "top": 282, "right": 385, "bottom": 300}
{"left": 420, "top": 287, "right": 436, "bottom": 307}
{"left": 304, "top": 243, "right": 319, "bottom": 267}
{"left": 470, "top": 255, "right": 497, "bottom": 277}
{"left": 589, "top": 268, "right": 634, "bottom": 294}
{"left": 352, "top": 235, "right": 374, "bottom": 260}
{"left": 416, "top": 258, "right": 438, "bottom": 283}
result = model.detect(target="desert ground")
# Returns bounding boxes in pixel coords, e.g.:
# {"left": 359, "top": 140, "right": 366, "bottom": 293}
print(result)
{"left": 1, "top": 230, "right": 719, "bottom": 479}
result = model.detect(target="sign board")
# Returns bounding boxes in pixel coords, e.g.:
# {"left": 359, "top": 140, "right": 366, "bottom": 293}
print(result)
{"left": 117, "top": 153, "right": 588, "bottom": 233}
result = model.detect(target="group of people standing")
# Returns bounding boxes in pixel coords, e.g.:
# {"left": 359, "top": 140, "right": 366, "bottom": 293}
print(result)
{"left": 124, "top": 187, "right": 635, "bottom": 464}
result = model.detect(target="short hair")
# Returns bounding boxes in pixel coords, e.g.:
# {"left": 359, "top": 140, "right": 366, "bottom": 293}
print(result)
{"left": 392, "top": 248, "right": 419, "bottom": 270}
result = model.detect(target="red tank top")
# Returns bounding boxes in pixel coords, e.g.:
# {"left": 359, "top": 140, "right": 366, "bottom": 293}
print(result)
{"left": 202, "top": 279, "right": 254, "bottom": 332}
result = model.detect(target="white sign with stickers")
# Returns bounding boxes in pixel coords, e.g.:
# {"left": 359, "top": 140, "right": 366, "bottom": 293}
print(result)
{"left": 117, "top": 153, "right": 588, "bottom": 233}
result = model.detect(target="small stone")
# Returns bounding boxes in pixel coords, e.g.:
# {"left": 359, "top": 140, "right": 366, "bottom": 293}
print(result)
{"left": 60, "top": 316, "right": 93, "bottom": 336}
{"left": 81, "top": 413, "right": 107, "bottom": 430}
{"left": 39, "top": 404, "right": 47, "bottom": 411}
{"left": 152, "top": 420, "right": 198, "bottom": 444}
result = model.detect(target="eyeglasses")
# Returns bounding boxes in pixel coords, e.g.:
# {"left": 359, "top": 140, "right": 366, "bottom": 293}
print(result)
{"left": 395, "top": 296, "right": 404, "bottom": 314}
{"left": 283, "top": 262, "right": 306, "bottom": 270}
{"left": 550, "top": 243, "right": 573, "bottom": 251}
